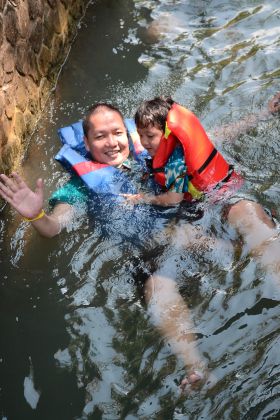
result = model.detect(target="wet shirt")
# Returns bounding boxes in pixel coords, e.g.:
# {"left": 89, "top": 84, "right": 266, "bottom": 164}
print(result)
{"left": 49, "top": 159, "right": 133, "bottom": 207}
{"left": 49, "top": 160, "right": 177, "bottom": 245}
{"left": 49, "top": 176, "right": 88, "bottom": 207}
{"left": 164, "top": 145, "right": 188, "bottom": 193}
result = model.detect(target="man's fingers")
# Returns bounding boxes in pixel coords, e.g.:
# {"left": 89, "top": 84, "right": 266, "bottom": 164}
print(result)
{"left": 11, "top": 172, "right": 26, "bottom": 188}
{"left": 0, "top": 190, "right": 13, "bottom": 204}
{"left": 35, "top": 178, "right": 44, "bottom": 201}
{"left": 0, "top": 174, "right": 19, "bottom": 193}
{"left": 0, "top": 181, "right": 14, "bottom": 199}
{"left": 36, "top": 178, "right": 44, "bottom": 189}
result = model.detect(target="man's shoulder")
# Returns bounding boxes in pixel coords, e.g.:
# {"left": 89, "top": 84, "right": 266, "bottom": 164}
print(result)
{"left": 49, "top": 175, "right": 89, "bottom": 207}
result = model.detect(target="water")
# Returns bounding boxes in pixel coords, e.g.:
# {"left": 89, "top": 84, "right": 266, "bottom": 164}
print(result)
{"left": 1, "top": 0, "right": 280, "bottom": 418}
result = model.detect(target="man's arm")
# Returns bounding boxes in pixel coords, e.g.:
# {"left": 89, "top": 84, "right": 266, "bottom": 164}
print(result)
{"left": 212, "top": 91, "right": 280, "bottom": 142}
{"left": 31, "top": 202, "right": 74, "bottom": 238}
{"left": 0, "top": 172, "right": 74, "bottom": 238}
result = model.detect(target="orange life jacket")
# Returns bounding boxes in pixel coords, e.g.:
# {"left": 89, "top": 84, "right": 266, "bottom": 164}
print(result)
{"left": 152, "top": 103, "right": 242, "bottom": 201}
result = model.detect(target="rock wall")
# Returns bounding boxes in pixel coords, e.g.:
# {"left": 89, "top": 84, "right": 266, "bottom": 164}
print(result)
{"left": 0, "top": 0, "right": 89, "bottom": 173}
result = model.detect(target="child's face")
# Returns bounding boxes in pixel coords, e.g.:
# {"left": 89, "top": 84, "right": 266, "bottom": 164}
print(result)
{"left": 137, "top": 124, "right": 163, "bottom": 157}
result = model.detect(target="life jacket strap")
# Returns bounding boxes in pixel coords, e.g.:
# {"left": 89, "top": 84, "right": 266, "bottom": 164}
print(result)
{"left": 151, "top": 147, "right": 218, "bottom": 177}
{"left": 213, "top": 165, "right": 235, "bottom": 189}
{"left": 197, "top": 148, "right": 217, "bottom": 174}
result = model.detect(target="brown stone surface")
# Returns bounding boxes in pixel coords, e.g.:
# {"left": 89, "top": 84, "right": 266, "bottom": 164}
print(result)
{"left": 2, "top": 135, "right": 22, "bottom": 172}
{"left": 2, "top": 114, "right": 12, "bottom": 140}
{"left": 16, "top": 40, "right": 30, "bottom": 76}
{"left": 39, "top": 78, "right": 52, "bottom": 110}
{"left": 5, "top": 103, "right": 15, "bottom": 121}
{"left": 27, "top": 0, "right": 44, "bottom": 20}
{"left": 47, "top": 0, "right": 57, "bottom": 9}
{"left": 4, "top": 68, "right": 14, "bottom": 84}
{"left": 70, "top": 2, "right": 85, "bottom": 20}
{"left": 15, "top": 82, "right": 28, "bottom": 113}
{"left": 13, "top": 110, "right": 25, "bottom": 138}
{"left": 53, "top": 2, "right": 65, "bottom": 34}
{"left": 0, "top": 0, "right": 89, "bottom": 172}
{"left": 38, "top": 45, "right": 52, "bottom": 76}
{"left": 0, "top": 63, "right": 3, "bottom": 87}
{"left": 29, "top": 19, "right": 43, "bottom": 53}
{"left": 3, "top": 44, "right": 14, "bottom": 74}
{"left": 27, "top": 49, "right": 40, "bottom": 84}
{"left": 10, "top": 0, "right": 20, "bottom": 6}
{"left": 0, "top": 124, "right": 7, "bottom": 147}
{"left": 4, "top": 5, "right": 20, "bottom": 47}
{"left": 51, "top": 34, "right": 64, "bottom": 68}
{"left": 60, "top": 0, "right": 69, "bottom": 10}
{"left": 26, "top": 78, "right": 40, "bottom": 115}
{"left": 0, "top": 92, "right": 4, "bottom": 117}
{"left": 43, "top": 7, "right": 55, "bottom": 49}
{"left": 18, "top": 1, "right": 30, "bottom": 39}
{"left": 0, "top": 15, "right": 3, "bottom": 47}
{"left": 24, "top": 111, "right": 33, "bottom": 136}
{"left": 5, "top": 95, "right": 15, "bottom": 120}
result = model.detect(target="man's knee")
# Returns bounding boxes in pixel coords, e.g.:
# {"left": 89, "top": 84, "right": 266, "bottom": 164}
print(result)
{"left": 144, "top": 274, "right": 179, "bottom": 305}
{"left": 227, "top": 199, "right": 274, "bottom": 228}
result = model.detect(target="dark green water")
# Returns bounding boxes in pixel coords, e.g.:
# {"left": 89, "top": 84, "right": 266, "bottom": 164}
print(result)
{"left": 1, "top": 0, "right": 280, "bottom": 418}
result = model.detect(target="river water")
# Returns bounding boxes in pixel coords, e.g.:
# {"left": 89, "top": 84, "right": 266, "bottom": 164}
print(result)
{"left": 1, "top": 0, "right": 280, "bottom": 418}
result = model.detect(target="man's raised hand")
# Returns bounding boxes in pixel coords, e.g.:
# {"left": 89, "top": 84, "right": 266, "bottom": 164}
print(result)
{"left": 0, "top": 172, "right": 44, "bottom": 219}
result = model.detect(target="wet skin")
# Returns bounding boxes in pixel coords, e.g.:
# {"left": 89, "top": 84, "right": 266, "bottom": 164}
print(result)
{"left": 137, "top": 124, "right": 163, "bottom": 157}
{"left": 84, "top": 108, "right": 130, "bottom": 167}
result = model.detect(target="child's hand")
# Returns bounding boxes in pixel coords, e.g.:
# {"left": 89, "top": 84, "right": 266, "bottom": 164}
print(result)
{"left": 268, "top": 92, "right": 280, "bottom": 115}
{"left": 121, "top": 193, "right": 144, "bottom": 204}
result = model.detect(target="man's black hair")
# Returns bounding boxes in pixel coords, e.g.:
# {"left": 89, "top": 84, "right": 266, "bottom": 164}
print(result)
{"left": 83, "top": 103, "right": 124, "bottom": 138}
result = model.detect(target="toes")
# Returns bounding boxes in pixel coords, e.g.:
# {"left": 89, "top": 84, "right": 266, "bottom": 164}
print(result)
{"left": 188, "top": 371, "right": 203, "bottom": 384}
{"left": 179, "top": 370, "right": 204, "bottom": 392}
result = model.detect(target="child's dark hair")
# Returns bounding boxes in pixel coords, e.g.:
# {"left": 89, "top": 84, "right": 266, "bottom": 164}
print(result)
{"left": 135, "top": 97, "right": 175, "bottom": 131}
{"left": 83, "top": 103, "right": 124, "bottom": 138}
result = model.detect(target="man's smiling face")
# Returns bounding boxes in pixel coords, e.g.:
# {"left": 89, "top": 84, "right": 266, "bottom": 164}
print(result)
{"left": 84, "top": 108, "right": 130, "bottom": 167}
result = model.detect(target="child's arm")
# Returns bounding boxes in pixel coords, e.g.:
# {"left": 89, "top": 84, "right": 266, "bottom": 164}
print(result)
{"left": 123, "top": 191, "right": 184, "bottom": 206}
{"left": 125, "top": 145, "right": 187, "bottom": 206}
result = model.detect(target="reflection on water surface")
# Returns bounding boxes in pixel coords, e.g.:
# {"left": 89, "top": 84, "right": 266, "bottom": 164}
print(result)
{"left": 1, "top": 0, "right": 280, "bottom": 418}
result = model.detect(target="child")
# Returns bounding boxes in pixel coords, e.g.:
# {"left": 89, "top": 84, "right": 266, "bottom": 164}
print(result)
{"left": 131, "top": 95, "right": 280, "bottom": 273}
{"left": 133, "top": 96, "right": 243, "bottom": 206}
{"left": 129, "top": 94, "right": 280, "bottom": 208}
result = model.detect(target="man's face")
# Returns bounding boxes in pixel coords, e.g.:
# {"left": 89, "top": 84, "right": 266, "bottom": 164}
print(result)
{"left": 137, "top": 124, "right": 163, "bottom": 157}
{"left": 84, "top": 109, "right": 130, "bottom": 167}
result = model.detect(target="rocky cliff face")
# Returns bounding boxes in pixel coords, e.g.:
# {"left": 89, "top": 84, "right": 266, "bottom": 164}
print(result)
{"left": 0, "top": 0, "right": 89, "bottom": 172}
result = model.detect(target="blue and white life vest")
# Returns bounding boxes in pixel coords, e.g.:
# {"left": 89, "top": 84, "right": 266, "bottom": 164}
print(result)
{"left": 55, "top": 119, "right": 149, "bottom": 196}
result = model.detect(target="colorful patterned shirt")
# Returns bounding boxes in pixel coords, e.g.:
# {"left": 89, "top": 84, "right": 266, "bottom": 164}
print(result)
{"left": 164, "top": 145, "right": 188, "bottom": 193}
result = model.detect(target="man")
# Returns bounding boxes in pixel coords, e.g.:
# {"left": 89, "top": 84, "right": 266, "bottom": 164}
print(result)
{"left": 0, "top": 104, "right": 133, "bottom": 237}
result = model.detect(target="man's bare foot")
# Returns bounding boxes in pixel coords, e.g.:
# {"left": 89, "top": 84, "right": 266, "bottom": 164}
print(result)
{"left": 180, "top": 369, "right": 204, "bottom": 393}
{"left": 268, "top": 92, "right": 280, "bottom": 115}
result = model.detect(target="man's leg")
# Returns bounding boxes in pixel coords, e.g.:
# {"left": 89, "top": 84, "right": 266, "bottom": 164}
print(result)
{"left": 144, "top": 273, "right": 204, "bottom": 388}
{"left": 227, "top": 199, "right": 279, "bottom": 270}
